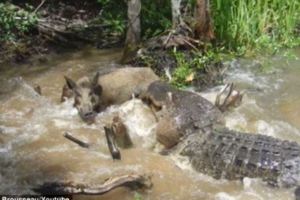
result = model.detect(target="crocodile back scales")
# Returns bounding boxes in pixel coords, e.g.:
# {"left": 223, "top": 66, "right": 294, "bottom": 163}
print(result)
{"left": 181, "top": 127, "right": 300, "bottom": 187}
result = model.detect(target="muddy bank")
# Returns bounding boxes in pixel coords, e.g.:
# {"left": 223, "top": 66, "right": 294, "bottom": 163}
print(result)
{"left": 0, "top": 1, "right": 123, "bottom": 66}
{"left": 130, "top": 47, "right": 225, "bottom": 90}
{"left": 1, "top": 0, "right": 226, "bottom": 91}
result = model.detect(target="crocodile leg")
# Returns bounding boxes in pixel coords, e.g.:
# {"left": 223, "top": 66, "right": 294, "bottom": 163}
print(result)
{"left": 180, "top": 127, "right": 300, "bottom": 187}
{"left": 215, "top": 83, "right": 232, "bottom": 111}
{"left": 215, "top": 83, "right": 243, "bottom": 112}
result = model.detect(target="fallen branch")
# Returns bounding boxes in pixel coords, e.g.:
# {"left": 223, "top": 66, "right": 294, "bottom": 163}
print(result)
{"left": 33, "top": 85, "right": 42, "bottom": 95}
{"left": 33, "top": 174, "right": 152, "bottom": 195}
{"left": 104, "top": 126, "right": 121, "bottom": 160}
{"left": 34, "top": 0, "right": 46, "bottom": 13}
{"left": 64, "top": 132, "right": 90, "bottom": 148}
{"left": 64, "top": 130, "right": 121, "bottom": 160}
{"left": 163, "top": 29, "right": 175, "bottom": 47}
{"left": 36, "top": 18, "right": 100, "bottom": 47}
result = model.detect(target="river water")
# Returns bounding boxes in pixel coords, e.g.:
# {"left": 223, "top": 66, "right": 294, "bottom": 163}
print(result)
{"left": 0, "top": 48, "right": 299, "bottom": 200}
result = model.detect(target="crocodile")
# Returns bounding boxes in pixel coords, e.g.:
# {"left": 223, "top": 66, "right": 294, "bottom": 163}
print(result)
{"left": 141, "top": 81, "right": 300, "bottom": 192}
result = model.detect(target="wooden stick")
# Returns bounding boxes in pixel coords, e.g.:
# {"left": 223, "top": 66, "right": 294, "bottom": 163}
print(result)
{"left": 104, "top": 126, "right": 121, "bottom": 160}
{"left": 33, "top": 174, "right": 152, "bottom": 195}
{"left": 33, "top": 85, "right": 42, "bottom": 95}
{"left": 64, "top": 132, "right": 90, "bottom": 148}
{"left": 163, "top": 30, "right": 174, "bottom": 47}
{"left": 64, "top": 129, "right": 121, "bottom": 160}
{"left": 34, "top": 0, "right": 46, "bottom": 13}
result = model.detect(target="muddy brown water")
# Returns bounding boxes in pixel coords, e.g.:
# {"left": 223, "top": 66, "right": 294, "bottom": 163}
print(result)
{"left": 0, "top": 47, "right": 300, "bottom": 199}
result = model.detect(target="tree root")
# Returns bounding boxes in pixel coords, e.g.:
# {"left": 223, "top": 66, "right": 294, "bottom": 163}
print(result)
{"left": 33, "top": 174, "right": 152, "bottom": 195}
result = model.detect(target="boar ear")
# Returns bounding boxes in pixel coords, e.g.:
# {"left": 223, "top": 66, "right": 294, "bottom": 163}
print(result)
{"left": 93, "top": 85, "right": 102, "bottom": 96}
{"left": 64, "top": 76, "right": 77, "bottom": 90}
{"left": 92, "top": 72, "right": 100, "bottom": 86}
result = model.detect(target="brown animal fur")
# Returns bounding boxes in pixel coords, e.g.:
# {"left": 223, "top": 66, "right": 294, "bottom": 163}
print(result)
{"left": 63, "top": 67, "right": 159, "bottom": 123}
{"left": 97, "top": 67, "right": 159, "bottom": 108}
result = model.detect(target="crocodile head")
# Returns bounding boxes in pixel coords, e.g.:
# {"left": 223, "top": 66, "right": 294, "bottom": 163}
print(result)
{"left": 140, "top": 81, "right": 175, "bottom": 111}
{"left": 142, "top": 81, "right": 224, "bottom": 148}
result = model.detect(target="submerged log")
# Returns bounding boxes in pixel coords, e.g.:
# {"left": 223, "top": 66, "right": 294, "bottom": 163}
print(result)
{"left": 33, "top": 174, "right": 152, "bottom": 195}
{"left": 104, "top": 126, "right": 121, "bottom": 160}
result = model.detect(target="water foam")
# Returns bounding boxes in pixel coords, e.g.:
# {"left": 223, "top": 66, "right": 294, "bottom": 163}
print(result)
{"left": 118, "top": 99, "right": 158, "bottom": 148}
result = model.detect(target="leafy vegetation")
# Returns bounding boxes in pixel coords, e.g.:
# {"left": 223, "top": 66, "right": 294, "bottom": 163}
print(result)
{"left": 141, "top": 1, "right": 172, "bottom": 39}
{"left": 171, "top": 49, "right": 195, "bottom": 87}
{"left": 96, "top": 0, "right": 127, "bottom": 35}
{"left": 0, "top": 0, "right": 299, "bottom": 71}
{"left": 96, "top": 0, "right": 172, "bottom": 39}
{"left": 2, "top": 0, "right": 298, "bottom": 53}
{"left": 0, "top": 3, "right": 37, "bottom": 41}
{"left": 170, "top": 0, "right": 300, "bottom": 87}
{"left": 171, "top": 47, "right": 223, "bottom": 88}
{"left": 211, "top": 0, "right": 300, "bottom": 54}
{"left": 133, "top": 192, "right": 143, "bottom": 200}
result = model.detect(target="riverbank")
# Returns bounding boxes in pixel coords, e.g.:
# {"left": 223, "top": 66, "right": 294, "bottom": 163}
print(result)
{"left": 0, "top": 1, "right": 123, "bottom": 65}
{"left": 1, "top": 0, "right": 299, "bottom": 90}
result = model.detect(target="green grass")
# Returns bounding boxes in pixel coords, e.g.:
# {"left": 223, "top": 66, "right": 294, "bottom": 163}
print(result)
{"left": 211, "top": 0, "right": 300, "bottom": 54}
{"left": 171, "top": 49, "right": 194, "bottom": 87}
{"left": 141, "top": 1, "right": 172, "bottom": 39}
{"left": 171, "top": 47, "right": 224, "bottom": 88}
{"left": 133, "top": 192, "right": 143, "bottom": 200}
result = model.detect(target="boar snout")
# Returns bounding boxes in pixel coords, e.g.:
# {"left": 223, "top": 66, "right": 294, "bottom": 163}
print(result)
{"left": 79, "top": 111, "right": 97, "bottom": 124}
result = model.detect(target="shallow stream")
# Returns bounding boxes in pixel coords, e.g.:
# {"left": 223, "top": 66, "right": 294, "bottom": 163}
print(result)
{"left": 0, "top": 48, "right": 299, "bottom": 200}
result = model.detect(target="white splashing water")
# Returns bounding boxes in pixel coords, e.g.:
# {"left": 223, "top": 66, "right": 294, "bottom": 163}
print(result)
{"left": 1, "top": 50, "right": 300, "bottom": 199}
